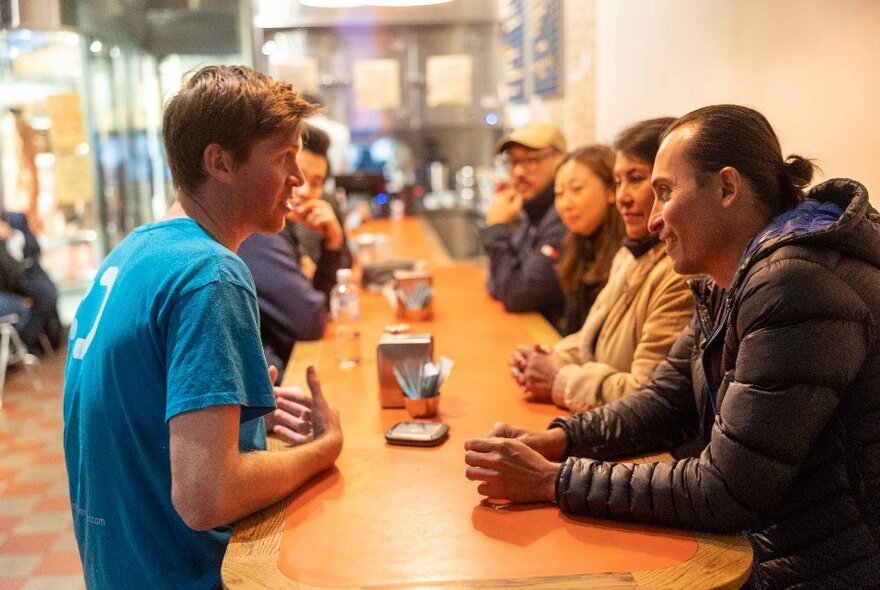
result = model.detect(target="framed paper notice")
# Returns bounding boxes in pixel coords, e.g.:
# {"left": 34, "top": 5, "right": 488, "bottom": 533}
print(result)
{"left": 46, "top": 93, "right": 87, "bottom": 152}
{"left": 53, "top": 152, "right": 94, "bottom": 206}
{"left": 500, "top": 0, "right": 525, "bottom": 103}
{"left": 426, "top": 54, "right": 473, "bottom": 107}
{"left": 273, "top": 58, "right": 319, "bottom": 95}
{"left": 531, "top": 0, "right": 563, "bottom": 98}
{"left": 353, "top": 59, "right": 401, "bottom": 110}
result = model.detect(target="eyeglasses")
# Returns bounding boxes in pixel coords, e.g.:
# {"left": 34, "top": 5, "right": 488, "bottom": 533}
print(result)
{"left": 501, "top": 149, "right": 556, "bottom": 171}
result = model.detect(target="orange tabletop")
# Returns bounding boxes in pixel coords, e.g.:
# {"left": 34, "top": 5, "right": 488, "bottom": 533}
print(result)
{"left": 222, "top": 218, "right": 752, "bottom": 589}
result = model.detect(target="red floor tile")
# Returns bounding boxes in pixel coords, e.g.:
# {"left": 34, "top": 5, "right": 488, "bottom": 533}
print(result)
{"left": 3, "top": 441, "right": 46, "bottom": 453}
{"left": 36, "top": 415, "right": 62, "bottom": 425}
{"left": 0, "top": 516, "right": 21, "bottom": 533}
{"left": 0, "top": 469, "right": 19, "bottom": 482}
{"left": 0, "top": 409, "right": 41, "bottom": 420}
{"left": 2, "top": 481, "right": 53, "bottom": 497}
{"left": 34, "top": 453, "right": 66, "bottom": 466}
{"left": 0, "top": 533, "right": 57, "bottom": 554}
{"left": 34, "top": 496, "right": 70, "bottom": 512}
{"left": 1, "top": 346, "right": 81, "bottom": 587}
{"left": 35, "top": 551, "right": 84, "bottom": 575}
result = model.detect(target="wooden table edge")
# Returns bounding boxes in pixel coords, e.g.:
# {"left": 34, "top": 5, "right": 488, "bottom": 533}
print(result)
{"left": 223, "top": 515, "right": 751, "bottom": 590}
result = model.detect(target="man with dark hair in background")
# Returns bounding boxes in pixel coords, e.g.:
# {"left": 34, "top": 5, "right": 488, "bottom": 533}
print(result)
{"left": 290, "top": 124, "right": 352, "bottom": 270}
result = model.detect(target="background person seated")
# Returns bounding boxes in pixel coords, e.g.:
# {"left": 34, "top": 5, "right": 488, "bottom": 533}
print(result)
{"left": 0, "top": 291, "right": 31, "bottom": 335}
{"left": 510, "top": 119, "right": 693, "bottom": 412}
{"left": 550, "top": 145, "right": 625, "bottom": 337}
{"left": 0, "top": 210, "right": 61, "bottom": 353}
{"left": 467, "top": 105, "right": 880, "bottom": 588}
{"left": 481, "top": 122, "right": 568, "bottom": 331}
{"left": 238, "top": 124, "right": 351, "bottom": 381}
{"left": 291, "top": 125, "right": 352, "bottom": 272}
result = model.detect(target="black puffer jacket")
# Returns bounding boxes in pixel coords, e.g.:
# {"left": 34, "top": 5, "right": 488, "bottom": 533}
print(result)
{"left": 550, "top": 179, "right": 880, "bottom": 589}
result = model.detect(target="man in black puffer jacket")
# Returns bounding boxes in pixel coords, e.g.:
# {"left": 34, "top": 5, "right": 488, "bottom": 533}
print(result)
{"left": 465, "top": 105, "right": 880, "bottom": 589}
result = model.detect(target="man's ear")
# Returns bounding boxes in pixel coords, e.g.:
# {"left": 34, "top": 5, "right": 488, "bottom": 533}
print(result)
{"left": 203, "top": 143, "right": 235, "bottom": 183}
{"left": 718, "top": 166, "right": 741, "bottom": 209}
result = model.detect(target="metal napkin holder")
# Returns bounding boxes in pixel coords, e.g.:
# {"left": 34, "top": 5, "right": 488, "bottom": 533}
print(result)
{"left": 393, "top": 269, "right": 433, "bottom": 321}
{"left": 377, "top": 332, "right": 433, "bottom": 408}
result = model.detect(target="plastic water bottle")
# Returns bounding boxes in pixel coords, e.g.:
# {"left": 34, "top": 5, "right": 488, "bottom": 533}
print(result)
{"left": 330, "top": 268, "right": 361, "bottom": 368}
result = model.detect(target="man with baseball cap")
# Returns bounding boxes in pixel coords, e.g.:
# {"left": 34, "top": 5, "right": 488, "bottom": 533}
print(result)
{"left": 481, "top": 121, "right": 568, "bottom": 329}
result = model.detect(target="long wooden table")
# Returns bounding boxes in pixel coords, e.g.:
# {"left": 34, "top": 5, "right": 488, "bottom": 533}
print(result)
{"left": 222, "top": 218, "right": 752, "bottom": 589}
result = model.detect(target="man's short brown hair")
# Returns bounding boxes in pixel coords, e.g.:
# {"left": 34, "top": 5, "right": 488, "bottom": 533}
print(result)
{"left": 162, "top": 65, "right": 318, "bottom": 195}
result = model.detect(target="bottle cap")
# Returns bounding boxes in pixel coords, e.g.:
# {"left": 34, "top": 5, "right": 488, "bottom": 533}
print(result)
{"left": 336, "top": 268, "right": 353, "bottom": 282}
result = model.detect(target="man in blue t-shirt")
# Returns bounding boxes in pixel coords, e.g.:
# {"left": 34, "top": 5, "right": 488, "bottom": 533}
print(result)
{"left": 63, "top": 65, "right": 344, "bottom": 590}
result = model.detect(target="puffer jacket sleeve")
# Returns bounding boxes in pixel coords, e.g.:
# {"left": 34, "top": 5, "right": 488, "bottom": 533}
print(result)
{"left": 552, "top": 254, "right": 872, "bottom": 532}
{"left": 480, "top": 214, "right": 566, "bottom": 313}
{"left": 550, "top": 262, "right": 693, "bottom": 410}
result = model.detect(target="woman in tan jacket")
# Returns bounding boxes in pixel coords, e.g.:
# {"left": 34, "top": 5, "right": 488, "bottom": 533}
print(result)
{"left": 510, "top": 118, "right": 695, "bottom": 411}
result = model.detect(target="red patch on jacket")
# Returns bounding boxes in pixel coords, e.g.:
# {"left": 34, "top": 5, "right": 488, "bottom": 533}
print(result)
{"left": 540, "top": 244, "right": 560, "bottom": 260}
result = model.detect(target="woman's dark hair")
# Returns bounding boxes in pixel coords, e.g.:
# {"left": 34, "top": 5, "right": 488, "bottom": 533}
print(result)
{"left": 554, "top": 144, "right": 616, "bottom": 187}
{"left": 613, "top": 117, "right": 676, "bottom": 165}
{"left": 662, "top": 104, "right": 814, "bottom": 215}
{"left": 554, "top": 144, "right": 625, "bottom": 295}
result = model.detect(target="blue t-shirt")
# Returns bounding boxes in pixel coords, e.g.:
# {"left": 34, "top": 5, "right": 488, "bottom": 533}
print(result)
{"left": 63, "top": 219, "right": 275, "bottom": 589}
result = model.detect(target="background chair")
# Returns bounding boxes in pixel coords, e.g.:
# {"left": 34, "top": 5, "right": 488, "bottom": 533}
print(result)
{"left": 0, "top": 314, "right": 40, "bottom": 408}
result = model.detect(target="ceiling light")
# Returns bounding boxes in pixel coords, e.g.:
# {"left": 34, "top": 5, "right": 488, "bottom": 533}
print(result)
{"left": 298, "top": 0, "right": 365, "bottom": 7}
{"left": 261, "top": 39, "right": 278, "bottom": 55}
{"left": 298, "top": 0, "right": 454, "bottom": 7}
{"left": 365, "top": 0, "right": 453, "bottom": 5}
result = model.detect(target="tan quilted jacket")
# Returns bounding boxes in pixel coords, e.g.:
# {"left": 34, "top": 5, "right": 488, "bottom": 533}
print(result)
{"left": 551, "top": 242, "right": 693, "bottom": 410}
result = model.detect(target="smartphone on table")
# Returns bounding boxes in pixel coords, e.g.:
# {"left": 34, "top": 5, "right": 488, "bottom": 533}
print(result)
{"left": 385, "top": 421, "right": 449, "bottom": 447}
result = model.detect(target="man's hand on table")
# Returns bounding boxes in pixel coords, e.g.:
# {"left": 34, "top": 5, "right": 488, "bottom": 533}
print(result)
{"left": 464, "top": 424, "right": 569, "bottom": 504}
{"left": 305, "top": 366, "right": 343, "bottom": 461}
{"left": 263, "top": 366, "right": 343, "bottom": 457}
{"left": 264, "top": 365, "right": 315, "bottom": 445}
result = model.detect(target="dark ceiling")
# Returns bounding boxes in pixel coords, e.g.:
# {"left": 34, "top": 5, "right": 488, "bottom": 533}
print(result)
{"left": 77, "top": 0, "right": 240, "bottom": 57}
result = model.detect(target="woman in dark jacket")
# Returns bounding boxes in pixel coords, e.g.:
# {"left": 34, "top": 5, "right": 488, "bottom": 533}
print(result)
{"left": 465, "top": 105, "right": 880, "bottom": 589}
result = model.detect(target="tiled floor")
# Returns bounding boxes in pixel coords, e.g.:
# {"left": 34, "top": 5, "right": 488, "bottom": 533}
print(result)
{"left": 0, "top": 344, "right": 85, "bottom": 590}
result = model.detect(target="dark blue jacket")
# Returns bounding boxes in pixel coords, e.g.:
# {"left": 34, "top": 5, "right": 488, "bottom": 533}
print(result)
{"left": 480, "top": 184, "right": 566, "bottom": 329}
{"left": 238, "top": 224, "right": 345, "bottom": 367}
